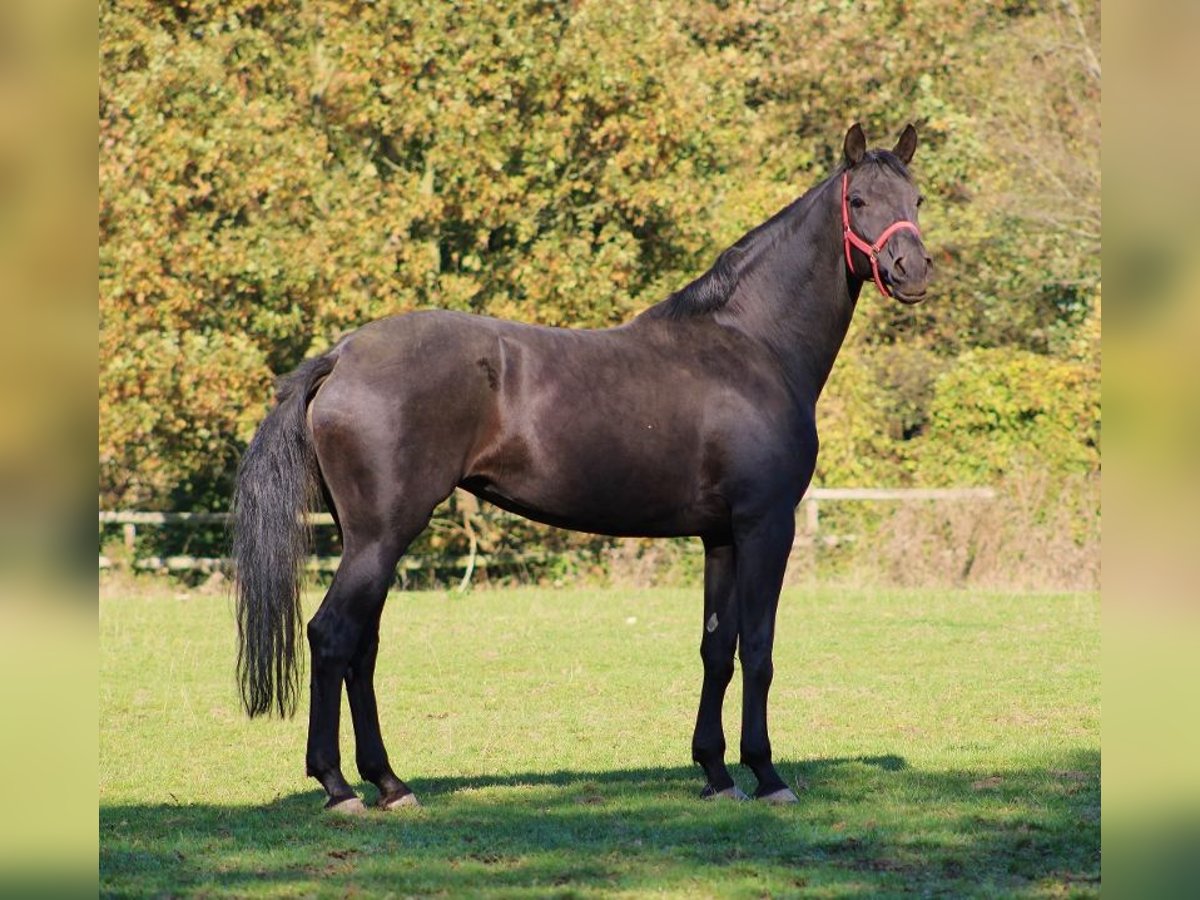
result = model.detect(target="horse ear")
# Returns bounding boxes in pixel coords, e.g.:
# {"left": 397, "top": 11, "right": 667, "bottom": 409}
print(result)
{"left": 893, "top": 123, "right": 917, "bottom": 165}
{"left": 843, "top": 123, "right": 866, "bottom": 167}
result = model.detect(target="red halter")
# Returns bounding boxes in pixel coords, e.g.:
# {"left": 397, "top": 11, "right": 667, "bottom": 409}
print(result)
{"left": 841, "top": 171, "right": 921, "bottom": 298}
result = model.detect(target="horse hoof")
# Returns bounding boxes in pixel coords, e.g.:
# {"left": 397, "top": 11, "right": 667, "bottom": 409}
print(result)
{"left": 700, "top": 783, "right": 750, "bottom": 801}
{"left": 325, "top": 795, "right": 367, "bottom": 815}
{"left": 379, "top": 791, "right": 421, "bottom": 810}
{"left": 758, "top": 787, "right": 799, "bottom": 804}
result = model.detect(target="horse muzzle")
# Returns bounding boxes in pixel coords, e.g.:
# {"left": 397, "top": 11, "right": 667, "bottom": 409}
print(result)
{"left": 884, "top": 247, "right": 931, "bottom": 305}
{"left": 891, "top": 284, "right": 928, "bottom": 305}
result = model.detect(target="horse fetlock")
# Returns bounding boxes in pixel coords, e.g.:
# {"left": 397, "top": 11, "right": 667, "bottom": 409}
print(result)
{"left": 742, "top": 754, "right": 789, "bottom": 798}
{"left": 360, "top": 767, "right": 408, "bottom": 798}
{"left": 355, "top": 760, "right": 391, "bottom": 785}
{"left": 306, "top": 753, "right": 344, "bottom": 784}
{"left": 739, "top": 743, "right": 774, "bottom": 770}
{"left": 693, "top": 747, "right": 736, "bottom": 796}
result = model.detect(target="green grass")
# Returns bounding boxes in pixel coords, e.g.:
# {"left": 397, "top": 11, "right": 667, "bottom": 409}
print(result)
{"left": 100, "top": 586, "right": 1099, "bottom": 897}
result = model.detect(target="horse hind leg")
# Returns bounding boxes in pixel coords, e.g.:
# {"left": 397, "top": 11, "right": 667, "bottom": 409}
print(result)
{"left": 304, "top": 536, "right": 402, "bottom": 812}
{"left": 309, "top": 424, "right": 467, "bottom": 810}
{"left": 304, "top": 356, "right": 477, "bottom": 809}
{"left": 304, "top": 481, "right": 454, "bottom": 811}
{"left": 344, "top": 596, "right": 420, "bottom": 809}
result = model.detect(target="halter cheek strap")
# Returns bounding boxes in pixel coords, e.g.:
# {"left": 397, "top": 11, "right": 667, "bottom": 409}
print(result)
{"left": 841, "top": 172, "right": 921, "bottom": 298}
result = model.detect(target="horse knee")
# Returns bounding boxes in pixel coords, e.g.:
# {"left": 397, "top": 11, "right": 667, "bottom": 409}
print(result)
{"left": 739, "top": 650, "right": 774, "bottom": 688}
{"left": 700, "top": 642, "right": 735, "bottom": 685}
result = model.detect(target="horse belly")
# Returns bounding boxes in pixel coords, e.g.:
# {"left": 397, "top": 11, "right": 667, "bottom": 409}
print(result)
{"left": 463, "top": 412, "right": 725, "bottom": 538}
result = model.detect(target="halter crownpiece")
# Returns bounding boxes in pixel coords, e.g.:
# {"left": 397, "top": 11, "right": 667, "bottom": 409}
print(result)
{"left": 841, "top": 171, "right": 922, "bottom": 300}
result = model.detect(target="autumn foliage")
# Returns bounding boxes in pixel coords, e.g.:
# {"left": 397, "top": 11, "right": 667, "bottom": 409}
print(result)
{"left": 99, "top": 1, "right": 1100, "bottom": 530}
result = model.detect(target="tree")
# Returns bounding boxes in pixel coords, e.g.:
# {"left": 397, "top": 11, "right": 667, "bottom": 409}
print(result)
{"left": 100, "top": 0, "right": 1101, "bottom": 512}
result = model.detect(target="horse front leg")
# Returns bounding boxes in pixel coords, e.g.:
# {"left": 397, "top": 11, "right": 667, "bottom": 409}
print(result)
{"left": 691, "top": 539, "right": 747, "bottom": 800}
{"left": 734, "top": 507, "right": 799, "bottom": 803}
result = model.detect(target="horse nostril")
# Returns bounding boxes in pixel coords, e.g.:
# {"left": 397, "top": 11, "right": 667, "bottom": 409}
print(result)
{"left": 893, "top": 256, "right": 906, "bottom": 276}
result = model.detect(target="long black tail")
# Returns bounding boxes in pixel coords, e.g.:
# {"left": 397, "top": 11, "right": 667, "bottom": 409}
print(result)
{"left": 233, "top": 352, "right": 337, "bottom": 718}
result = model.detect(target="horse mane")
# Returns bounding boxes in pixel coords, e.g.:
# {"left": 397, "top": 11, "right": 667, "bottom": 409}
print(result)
{"left": 642, "top": 244, "right": 745, "bottom": 321}
{"left": 642, "top": 150, "right": 911, "bottom": 321}
{"left": 641, "top": 195, "right": 812, "bottom": 321}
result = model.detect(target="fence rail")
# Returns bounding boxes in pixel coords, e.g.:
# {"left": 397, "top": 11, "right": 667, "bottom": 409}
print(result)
{"left": 98, "top": 487, "right": 996, "bottom": 576}
{"left": 97, "top": 510, "right": 336, "bottom": 525}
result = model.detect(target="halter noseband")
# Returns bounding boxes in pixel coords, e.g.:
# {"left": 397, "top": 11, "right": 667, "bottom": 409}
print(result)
{"left": 841, "top": 171, "right": 921, "bottom": 299}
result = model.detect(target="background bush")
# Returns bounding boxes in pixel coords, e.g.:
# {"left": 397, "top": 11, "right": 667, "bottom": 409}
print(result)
{"left": 99, "top": 0, "right": 1100, "bottom": 586}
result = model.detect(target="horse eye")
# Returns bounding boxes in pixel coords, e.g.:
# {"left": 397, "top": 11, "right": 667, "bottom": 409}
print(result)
{"left": 850, "top": 197, "right": 866, "bottom": 209}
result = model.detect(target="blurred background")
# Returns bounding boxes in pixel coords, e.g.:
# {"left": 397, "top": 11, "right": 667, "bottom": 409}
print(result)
{"left": 1103, "top": 0, "right": 1200, "bottom": 894}
{"left": 0, "top": 0, "right": 94, "bottom": 892}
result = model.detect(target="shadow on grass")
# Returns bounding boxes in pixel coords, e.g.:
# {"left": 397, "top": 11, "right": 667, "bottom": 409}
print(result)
{"left": 101, "top": 751, "right": 1099, "bottom": 897}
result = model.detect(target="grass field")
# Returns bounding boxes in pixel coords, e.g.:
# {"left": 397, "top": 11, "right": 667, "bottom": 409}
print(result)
{"left": 100, "top": 586, "right": 1099, "bottom": 897}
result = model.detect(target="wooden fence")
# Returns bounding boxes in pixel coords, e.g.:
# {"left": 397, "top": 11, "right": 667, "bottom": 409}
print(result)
{"left": 98, "top": 487, "right": 994, "bottom": 579}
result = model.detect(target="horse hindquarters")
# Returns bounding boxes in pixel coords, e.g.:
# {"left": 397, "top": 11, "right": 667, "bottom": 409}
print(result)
{"left": 301, "top": 358, "right": 475, "bottom": 808}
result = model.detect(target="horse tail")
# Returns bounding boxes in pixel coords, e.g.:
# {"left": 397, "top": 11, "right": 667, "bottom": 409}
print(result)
{"left": 233, "top": 351, "right": 338, "bottom": 718}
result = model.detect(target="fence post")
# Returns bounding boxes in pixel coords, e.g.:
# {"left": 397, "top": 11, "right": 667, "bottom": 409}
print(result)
{"left": 795, "top": 497, "right": 820, "bottom": 583}
{"left": 123, "top": 522, "right": 136, "bottom": 552}
{"left": 804, "top": 498, "right": 820, "bottom": 536}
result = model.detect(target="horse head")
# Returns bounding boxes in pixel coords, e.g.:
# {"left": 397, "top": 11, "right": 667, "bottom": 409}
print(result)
{"left": 840, "top": 122, "right": 931, "bottom": 304}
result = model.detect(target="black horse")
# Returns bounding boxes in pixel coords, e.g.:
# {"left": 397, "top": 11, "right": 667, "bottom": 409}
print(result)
{"left": 233, "top": 124, "right": 930, "bottom": 812}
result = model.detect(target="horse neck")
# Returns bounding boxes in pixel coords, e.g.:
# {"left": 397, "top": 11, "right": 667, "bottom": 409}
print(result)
{"left": 716, "top": 176, "right": 861, "bottom": 404}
